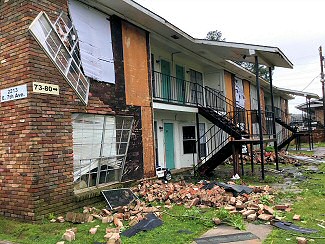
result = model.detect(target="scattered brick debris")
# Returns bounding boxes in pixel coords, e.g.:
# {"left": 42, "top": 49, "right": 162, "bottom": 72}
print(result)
{"left": 293, "top": 214, "right": 301, "bottom": 221}
{"left": 55, "top": 179, "right": 294, "bottom": 242}
{"left": 62, "top": 229, "right": 76, "bottom": 242}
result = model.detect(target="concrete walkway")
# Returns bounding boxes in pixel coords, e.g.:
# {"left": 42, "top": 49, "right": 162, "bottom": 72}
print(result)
{"left": 194, "top": 223, "right": 272, "bottom": 244}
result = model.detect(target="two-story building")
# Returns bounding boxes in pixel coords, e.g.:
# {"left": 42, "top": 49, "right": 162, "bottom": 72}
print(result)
{"left": 0, "top": 0, "right": 294, "bottom": 220}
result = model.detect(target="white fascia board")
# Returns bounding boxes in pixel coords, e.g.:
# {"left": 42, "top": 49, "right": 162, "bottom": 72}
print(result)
{"left": 153, "top": 102, "right": 198, "bottom": 113}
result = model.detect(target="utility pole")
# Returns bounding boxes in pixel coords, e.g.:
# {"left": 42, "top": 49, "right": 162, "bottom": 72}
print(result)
{"left": 319, "top": 46, "right": 325, "bottom": 136}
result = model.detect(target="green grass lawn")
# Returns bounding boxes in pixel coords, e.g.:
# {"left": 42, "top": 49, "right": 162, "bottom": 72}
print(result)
{"left": 0, "top": 205, "right": 244, "bottom": 244}
{"left": 264, "top": 164, "right": 325, "bottom": 243}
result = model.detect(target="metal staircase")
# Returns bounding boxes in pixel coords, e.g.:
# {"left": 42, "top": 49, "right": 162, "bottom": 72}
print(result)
{"left": 277, "top": 128, "right": 296, "bottom": 150}
{"left": 198, "top": 107, "right": 244, "bottom": 139}
{"left": 273, "top": 110, "right": 297, "bottom": 150}
{"left": 194, "top": 86, "right": 254, "bottom": 175}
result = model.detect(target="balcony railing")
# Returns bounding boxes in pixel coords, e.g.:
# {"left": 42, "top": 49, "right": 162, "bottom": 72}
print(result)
{"left": 265, "top": 105, "right": 284, "bottom": 119}
{"left": 152, "top": 71, "right": 203, "bottom": 106}
{"left": 152, "top": 71, "right": 272, "bottom": 137}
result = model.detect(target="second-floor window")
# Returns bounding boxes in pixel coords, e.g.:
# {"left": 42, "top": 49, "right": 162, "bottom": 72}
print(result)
{"left": 189, "top": 69, "right": 203, "bottom": 86}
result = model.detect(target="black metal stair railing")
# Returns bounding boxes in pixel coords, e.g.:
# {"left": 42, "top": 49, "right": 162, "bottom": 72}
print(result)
{"left": 277, "top": 127, "right": 295, "bottom": 150}
{"left": 200, "top": 85, "right": 251, "bottom": 135}
{"left": 193, "top": 124, "right": 231, "bottom": 172}
{"left": 152, "top": 70, "right": 252, "bottom": 135}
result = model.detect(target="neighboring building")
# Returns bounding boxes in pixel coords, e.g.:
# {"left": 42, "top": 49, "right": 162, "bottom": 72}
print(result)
{"left": 0, "top": 0, "right": 295, "bottom": 220}
{"left": 296, "top": 98, "right": 324, "bottom": 128}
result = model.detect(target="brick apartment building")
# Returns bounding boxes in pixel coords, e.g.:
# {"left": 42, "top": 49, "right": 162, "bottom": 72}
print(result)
{"left": 0, "top": 0, "right": 295, "bottom": 221}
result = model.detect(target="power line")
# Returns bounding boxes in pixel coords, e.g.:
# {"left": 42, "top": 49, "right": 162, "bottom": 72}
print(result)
{"left": 301, "top": 74, "right": 320, "bottom": 91}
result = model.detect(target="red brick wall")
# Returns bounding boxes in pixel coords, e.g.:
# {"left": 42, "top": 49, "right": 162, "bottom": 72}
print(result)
{"left": 299, "top": 129, "right": 325, "bottom": 143}
{"left": 0, "top": 0, "right": 115, "bottom": 220}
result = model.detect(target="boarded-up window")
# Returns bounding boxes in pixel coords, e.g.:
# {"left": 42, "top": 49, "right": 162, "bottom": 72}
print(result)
{"left": 72, "top": 114, "right": 133, "bottom": 191}
{"left": 69, "top": 0, "right": 115, "bottom": 83}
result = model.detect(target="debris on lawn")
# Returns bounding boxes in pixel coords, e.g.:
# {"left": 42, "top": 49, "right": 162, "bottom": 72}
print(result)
{"left": 216, "top": 182, "right": 253, "bottom": 196}
{"left": 271, "top": 220, "right": 318, "bottom": 234}
{"left": 121, "top": 212, "right": 163, "bottom": 237}
{"left": 62, "top": 228, "right": 77, "bottom": 242}
{"left": 102, "top": 188, "right": 138, "bottom": 210}
{"left": 89, "top": 227, "right": 98, "bottom": 235}
{"left": 235, "top": 149, "right": 324, "bottom": 166}
{"left": 296, "top": 237, "right": 308, "bottom": 244}
{"left": 65, "top": 211, "right": 94, "bottom": 223}
{"left": 54, "top": 179, "right": 296, "bottom": 242}
{"left": 293, "top": 214, "right": 301, "bottom": 221}
{"left": 132, "top": 179, "right": 278, "bottom": 222}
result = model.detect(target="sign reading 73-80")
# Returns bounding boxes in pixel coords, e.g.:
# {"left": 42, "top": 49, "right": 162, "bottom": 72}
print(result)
{"left": 1, "top": 84, "right": 28, "bottom": 102}
{"left": 33, "top": 82, "right": 59, "bottom": 95}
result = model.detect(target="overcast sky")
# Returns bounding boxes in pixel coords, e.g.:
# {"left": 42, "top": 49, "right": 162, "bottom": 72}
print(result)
{"left": 134, "top": 0, "right": 325, "bottom": 113}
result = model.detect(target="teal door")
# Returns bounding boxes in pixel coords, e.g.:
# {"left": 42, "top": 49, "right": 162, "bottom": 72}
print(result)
{"left": 176, "top": 65, "right": 185, "bottom": 103}
{"left": 161, "top": 60, "right": 171, "bottom": 101}
{"left": 164, "top": 123, "right": 175, "bottom": 169}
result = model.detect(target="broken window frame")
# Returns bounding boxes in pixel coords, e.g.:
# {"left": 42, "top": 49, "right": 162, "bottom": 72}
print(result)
{"left": 28, "top": 11, "right": 90, "bottom": 104}
{"left": 73, "top": 114, "right": 133, "bottom": 191}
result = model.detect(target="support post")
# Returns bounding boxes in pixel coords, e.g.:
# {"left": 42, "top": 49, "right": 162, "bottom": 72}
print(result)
{"left": 240, "top": 146, "right": 244, "bottom": 176}
{"left": 196, "top": 113, "right": 201, "bottom": 164}
{"left": 255, "top": 55, "right": 265, "bottom": 180}
{"left": 250, "top": 142, "right": 254, "bottom": 175}
{"left": 269, "top": 67, "right": 279, "bottom": 170}
{"left": 319, "top": 46, "right": 325, "bottom": 136}
{"left": 308, "top": 97, "right": 314, "bottom": 150}
{"left": 307, "top": 97, "right": 312, "bottom": 151}
{"left": 232, "top": 142, "right": 236, "bottom": 176}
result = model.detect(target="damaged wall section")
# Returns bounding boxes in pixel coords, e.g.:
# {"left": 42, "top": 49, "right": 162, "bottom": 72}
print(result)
{"left": 122, "top": 21, "right": 155, "bottom": 178}
{"left": 90, "top": 16, "right": 155, "bottom": 181}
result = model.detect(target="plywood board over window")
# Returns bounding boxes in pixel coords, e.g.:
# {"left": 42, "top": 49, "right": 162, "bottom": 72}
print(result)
{"left": 69, "top": 0, "right": 115, "bottom": 83}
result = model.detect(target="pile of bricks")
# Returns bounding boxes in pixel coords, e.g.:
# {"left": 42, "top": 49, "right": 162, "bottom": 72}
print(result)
{"left": 54, "top": 180, "right": 294, "bottom": 243}
{"left": 132, "top": 180, "right": 292, "bottom": 222}
{"left": 239, "top": 150, "right": 303, "bottom": 165}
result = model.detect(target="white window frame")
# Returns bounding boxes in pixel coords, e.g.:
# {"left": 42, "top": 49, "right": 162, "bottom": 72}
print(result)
{"left": 73, "top": 114, "right": 133, "bottom": 190}
{"left": 29, "top": 11, "right": 90, "bottom": 104}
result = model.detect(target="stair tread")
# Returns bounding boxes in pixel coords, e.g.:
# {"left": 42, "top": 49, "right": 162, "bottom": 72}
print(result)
{"left": 198, "top": 107, "right": 246, "bottom": 138}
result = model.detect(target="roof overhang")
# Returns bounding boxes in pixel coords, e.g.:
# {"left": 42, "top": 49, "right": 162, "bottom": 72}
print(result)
{"left": 275, "top": 87, "right": 319, "bottom": 99}
{"left": 194, "top": 39, "right": 293, "bottom": 69}
{"left": 296, "top": 99, "right": 323, "bottom": 110}
{"left": 78, "top": 0, "right": 293, "bottom": 69}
